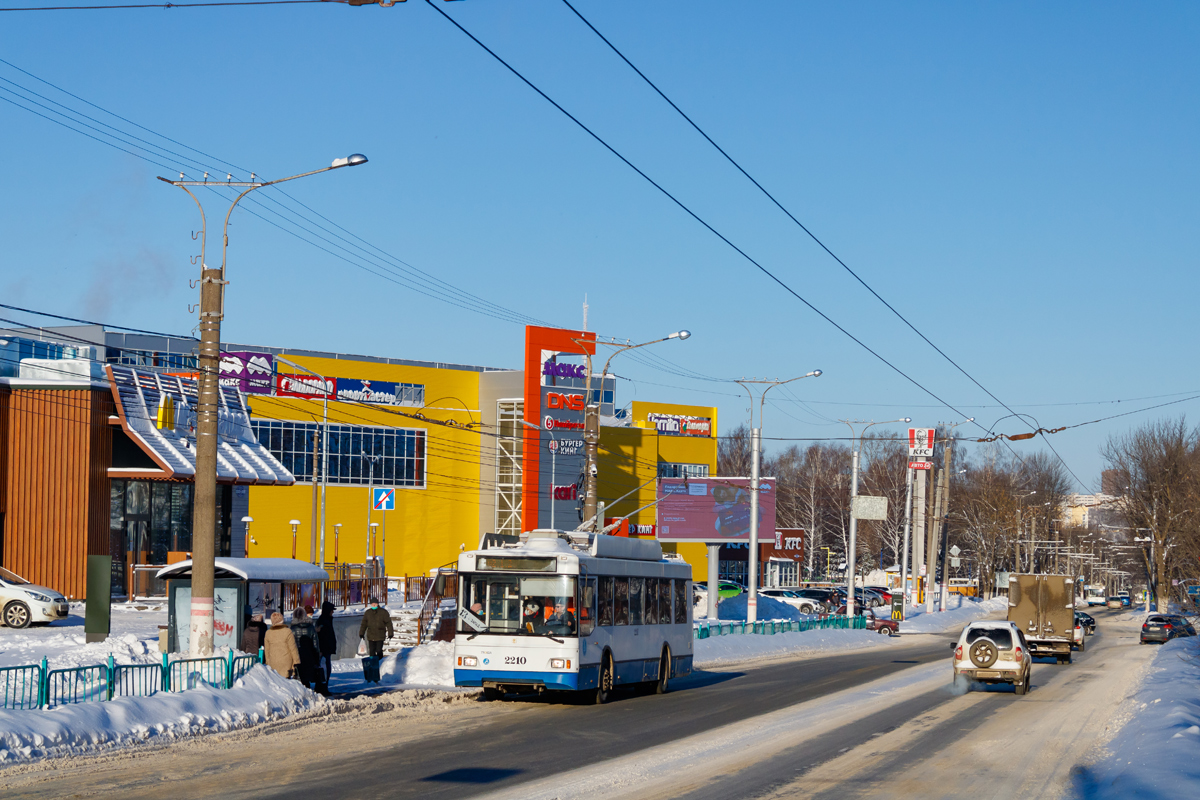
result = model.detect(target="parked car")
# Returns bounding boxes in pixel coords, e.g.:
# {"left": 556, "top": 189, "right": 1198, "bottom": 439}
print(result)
{"left": 0, "top": 567, "right": 69, "bottom": 628}
{"left": 1075, "top": 611, "right": 1096, "bottom": 635}
{"left": 864, "top": 587, "right": 893, "bottom": 606}
{"left": 693, "top": 581, "right": 746, "bottom": 601}
{"left": 1141, "top": 614, "right": 1197, "bottom": 644}
{"left": 1072, "top": 617, "right": 1086, "bottom": 652}
{"left": 952, "top": 621, "right": 1032, "bottom": 695}
{"left": 791, "top": 587, "right": 840, "bottom": 611}
{"left": 1118, "top": 595, "right": 1132, "bottom": 608}
{"left": 1106, "top": 597, "right": 1124, "bottom": 610}
{"left": 833, "top": 604, "right": 898, "bottom": 635}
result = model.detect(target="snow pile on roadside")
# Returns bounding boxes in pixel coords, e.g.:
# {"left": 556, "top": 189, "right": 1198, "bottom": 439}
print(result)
{"left": 901, "top": 595, "right": 1007, "bottom": 634}
{"left": 695, "top": 627, "right": 894, "bottom": 666}
{"left": 1075, "top": 637, "right": 1200, "bottom": 798}
{"left": 329, "top": 641, "right": 456, "bottom": 691}
{"left": 710, "top": 593, "right": 808, "bottom": 622}
{"left": 0, "top": 665, "right": 321, "bottom": 766}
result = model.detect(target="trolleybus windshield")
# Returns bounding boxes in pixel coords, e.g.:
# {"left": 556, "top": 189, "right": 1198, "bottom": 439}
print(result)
{"left": 459, "top": 573, "right": 579, "bottom": 636}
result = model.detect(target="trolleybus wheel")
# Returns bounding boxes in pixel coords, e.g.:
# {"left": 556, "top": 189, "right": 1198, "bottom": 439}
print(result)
{"left": 655, "top": 647, "right": 671, "bottom": 695}
{"left": 594, "top": 654, "right": 613, "bottom": 705}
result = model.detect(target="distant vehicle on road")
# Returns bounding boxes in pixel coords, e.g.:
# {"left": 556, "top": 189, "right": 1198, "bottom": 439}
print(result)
{"left": 832, "top": 604, "right": 898, "bottom": 636}
{"left": 1072, "top": 617, "right": 1086, "bottom": 651}
{"left": 1118, "top": 595, "right": 1132, "bottom": 608}
{"left": 1106, "top": 597, "right": 1124, "bottom": 610}
{"left": 1075, "top": 610, "right": 1096, "bottom": 635}
{"left": 1008, "top": 574, "right": 1076, "bottom": 665}
{"left": 1141, "top": 614, "right": 1197, "bottom": 644}
{"left": 952, "top": 621, "right": 1032, "bottom": 694}
{"left": 1084, "top": 586, "right": 1106, "bottom": 606}
{"left": 791, "top": 587, "right": 840, "bottom": 611}
{"left": 0, "top": 566, "right": 68, "bottom": 629}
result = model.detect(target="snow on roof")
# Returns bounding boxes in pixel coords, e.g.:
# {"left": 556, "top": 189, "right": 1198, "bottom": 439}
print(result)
{"left": 156, "top": 557, "right": 328, "bottom": 582}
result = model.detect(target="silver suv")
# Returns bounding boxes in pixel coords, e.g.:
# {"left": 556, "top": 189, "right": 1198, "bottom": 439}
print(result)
{"left": 952, "top": 621, "right": 1031, "bottom": 695}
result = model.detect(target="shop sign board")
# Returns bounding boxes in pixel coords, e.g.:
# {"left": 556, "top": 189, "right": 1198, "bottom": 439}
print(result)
{"left": 909, "top": 460, "right": 932, "bottom": 470}
{"left": 335, "top": 377, "right": 421, "bottom": 406}
{"left": 656, "top": 477, "right": 777, "bottom": 542}
{"left": 538, "top": 384, "right": 588, "bottom": 528}
{"left": 220, "top": 351, "right": 274, "bottom": 394}
{"left": 276, "top": 373, "right": 335, "bottom": 400}
{"left": 908, "top": 428, "right": 936, "bottom": 459}
{"left": 646, "top": 412, "right": 712, "bottom": 438}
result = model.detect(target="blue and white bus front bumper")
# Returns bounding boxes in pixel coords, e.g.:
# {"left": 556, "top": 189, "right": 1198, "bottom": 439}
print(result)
{"left": 454, "top": 664, "right": 600, "bottom": 692}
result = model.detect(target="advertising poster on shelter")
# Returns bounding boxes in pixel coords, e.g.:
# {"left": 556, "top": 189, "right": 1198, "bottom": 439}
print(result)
{"left": 656, "top": 477, "right": 776, "bottom": 542}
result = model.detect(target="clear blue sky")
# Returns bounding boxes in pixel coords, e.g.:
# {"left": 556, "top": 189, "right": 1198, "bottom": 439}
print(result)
{"left": 2, "top": 1, "right": 1198, "bottom": 488}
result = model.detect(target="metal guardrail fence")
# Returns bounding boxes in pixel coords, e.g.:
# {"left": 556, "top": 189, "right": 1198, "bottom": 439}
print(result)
{"left": 1, "top": 650, "right": 264, "bottom": 711}
{"left": 693, "top": 614, "right": 865, "bottom": 639}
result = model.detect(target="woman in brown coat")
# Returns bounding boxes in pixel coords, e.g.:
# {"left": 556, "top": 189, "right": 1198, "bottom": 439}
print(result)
{"left": 263, "top": 612, "right": 300, "bottom": 678}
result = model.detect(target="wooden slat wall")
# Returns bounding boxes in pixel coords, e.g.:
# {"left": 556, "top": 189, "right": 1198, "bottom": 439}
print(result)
{"left": 0, "top": 386, "right": 9, "bottom": 516}
{"left": 2, "top": 388, "right": 112, "bottom": 599}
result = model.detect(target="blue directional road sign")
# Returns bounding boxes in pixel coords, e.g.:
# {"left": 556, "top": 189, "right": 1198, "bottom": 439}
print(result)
{"left": 372, "top": 487, "right": 395, "bottom": 511}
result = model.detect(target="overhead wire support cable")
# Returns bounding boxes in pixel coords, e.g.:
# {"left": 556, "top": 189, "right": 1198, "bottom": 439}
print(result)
{"left": 0, "top": 0, "right": 343, "bottom": 10}
{"left": 425, "top": 0, "right": 980, "bottom": 432}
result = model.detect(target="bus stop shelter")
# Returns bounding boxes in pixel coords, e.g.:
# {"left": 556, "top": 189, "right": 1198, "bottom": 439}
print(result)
{"left": 157, "top": 557, "right": 329, "bottom": 653}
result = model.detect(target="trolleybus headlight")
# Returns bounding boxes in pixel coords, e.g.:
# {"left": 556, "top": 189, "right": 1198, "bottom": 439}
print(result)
{"left": 460, "top": 656, "right": 477, "bottom": 667}
{"left": 550, "top": 658, "right": 566, "bottom": 669}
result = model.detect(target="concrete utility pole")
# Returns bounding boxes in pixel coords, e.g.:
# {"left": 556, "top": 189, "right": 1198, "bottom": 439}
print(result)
{"left": 841, "top": 417, "right": 910, "bottom": 618}
{"left": 579, "top": 331, "right": 690, "bottom": 531}
{"left": 936, "top": 419, "right": 970, "bottom": 612}
{"left": 899, "top": 465, "right": 914, "bottom": 617}
{"left": 913, "top": 468, "right": 926, "bottom": 606}
{"left": 925, "top": 463, "right": 942, "bottom": 613}
{"left": 737, "top": 371, "right": 824, "bottom": 622}
{"left": 161, "top": 154, "right": 367, "bottom": 656}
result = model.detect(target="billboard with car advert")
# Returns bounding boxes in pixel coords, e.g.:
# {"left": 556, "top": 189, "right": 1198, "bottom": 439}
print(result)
{"left": 656, "top": 477, "right": 777, "bottom": 542}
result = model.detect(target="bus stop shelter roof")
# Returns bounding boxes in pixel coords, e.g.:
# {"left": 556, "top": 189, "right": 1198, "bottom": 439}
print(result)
{"left": 156, "top": 557, "right": 328, "bottom": 583}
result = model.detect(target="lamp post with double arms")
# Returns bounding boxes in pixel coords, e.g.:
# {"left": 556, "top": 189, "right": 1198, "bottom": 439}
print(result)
{"left": 578, "top": 331, "right": 691, "bottom": 532}
{"left": 735, "top": 371, "right": 823, "bottom": 623}
{"left": 160, "top": 154, "right": 368, "bottom": 656}
{"left": 840, "top": 418, "right": 910, "bottom": 618}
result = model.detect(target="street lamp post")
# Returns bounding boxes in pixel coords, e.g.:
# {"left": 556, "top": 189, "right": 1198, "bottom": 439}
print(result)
{"left": 161, "top": 154, "right": 368, "bottom": 657}
{"left": 736, "top": 371, "right": 823, "bottom": 623}
{"left": 579, "top": 331, "right": 691, "bottom": 531}
{"left": 840, "top": 418, "right": 910, "bottom": 618}
{"left": 277, "top": 357, "right": 331, "bottom": 568}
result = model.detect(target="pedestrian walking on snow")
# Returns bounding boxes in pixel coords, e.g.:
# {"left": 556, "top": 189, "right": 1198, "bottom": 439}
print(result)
{"left": 264, "top": 611, "right": 300, "bottom": 679}
{"left": 291, "top": 606, "right": 319, "bottom": 687}
{"left": 315, "top": 600, "right": 338, "bottom": 692}
{"left": 358, "top": 600, "right": 393, "bottom": 660}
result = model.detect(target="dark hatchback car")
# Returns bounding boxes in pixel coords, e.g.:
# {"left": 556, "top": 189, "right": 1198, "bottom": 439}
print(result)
{"left": 1075, "top": 610, "right": 1096, "bottom": 635}
{"left": 1141, "top": 615, "right": 1197, "bottom": 644}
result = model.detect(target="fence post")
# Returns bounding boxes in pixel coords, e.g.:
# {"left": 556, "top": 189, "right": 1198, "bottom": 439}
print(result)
{"left": 106, "top": 654, "right": 115, "bottom": 701}
{"left": 162, "top": 652, "right": 170, "bottom": 693}
{"left": 259, "top": 646, "right": 265, "bottom": 664}
{"left": 38, "top": 657, "right": 48, "bottom": 709}
{"left": 226, "top": 651, "right": 235, "bottom": 689}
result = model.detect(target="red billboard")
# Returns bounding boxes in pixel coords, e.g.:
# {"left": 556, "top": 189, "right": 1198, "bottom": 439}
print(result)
{"left": 656, "top": 477, "right": 777, "bottom": 543}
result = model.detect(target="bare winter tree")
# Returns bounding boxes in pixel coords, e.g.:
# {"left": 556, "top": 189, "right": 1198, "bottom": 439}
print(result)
{"left": 718, "top": 424, "right": 754, "bottom": 477}
{"left": 1102, "top": 417, "right": 1200, "bottom": 609}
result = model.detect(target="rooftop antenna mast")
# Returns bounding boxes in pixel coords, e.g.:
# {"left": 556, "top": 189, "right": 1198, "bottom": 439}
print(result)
{"left": 582, "top": 294, "right": 589, "bottom": 332}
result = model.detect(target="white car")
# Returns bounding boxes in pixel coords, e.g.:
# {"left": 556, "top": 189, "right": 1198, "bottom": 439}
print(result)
{"left": 952, "top": 621, "right": 1032, "bottom": 695}
{"left": 0, "top": 567, "right": 69, "bottom": 628}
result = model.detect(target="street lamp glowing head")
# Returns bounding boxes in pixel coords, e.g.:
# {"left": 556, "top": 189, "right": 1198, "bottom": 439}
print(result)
{"left": 902, "top": 417, "right": 912, "bottom": 423}
{"left": 331, "top": 153, "right": 369, "bottom": 168}
{"left": 668, "top": 330, "right": 691, "bottom": 340}
{"left": 810, "top": 369, "right": 823, "bottom": 378}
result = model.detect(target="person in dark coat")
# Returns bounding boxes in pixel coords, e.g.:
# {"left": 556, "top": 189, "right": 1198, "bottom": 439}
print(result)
{"left": 290, "top": 607, "right": 319, "bottom": 687}
{"left": 314, "top": 600, "right": 338, "bottom": 692}
{"left": 240, "top": 607, "right": 267, "bottom": 655}
{"left": 358, "top": 600, "right": 393, "bottom": 660}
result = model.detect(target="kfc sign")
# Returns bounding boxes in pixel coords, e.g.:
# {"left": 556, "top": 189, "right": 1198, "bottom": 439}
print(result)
{"left": 547, "top": 392, "right": 584, "bottom": 411}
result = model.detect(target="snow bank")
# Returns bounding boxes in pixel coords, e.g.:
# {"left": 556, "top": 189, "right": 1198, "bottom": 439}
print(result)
{"left": 1076, "top": 636, "right": 1200, "bottom": 798}
{"left": 0, "top": 603, "right": 166, "bottom": 671}
{"left": 0, "top": 665, "right": 321, "bottom": 765}
{"left": 695, "top": 628, "right": 894, "bottom": 666}
{"left": 709, "top": 593, "right": 808, "bottom": 622}
{"left": 900, "top": 595, "right": 1007, "bottom": 634}
{"left": 329, "top": 641, "right": 456, "bottom": 692}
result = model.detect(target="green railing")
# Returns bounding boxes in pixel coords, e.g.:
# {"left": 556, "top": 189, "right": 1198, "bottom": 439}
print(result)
{"left": 2, "top": 649, "right": 264, "bottom": 711}
{"left": 0, "top": 662, "right": 45, "bottom": 710}
{"left": 693, "top": 614, "right": 866, "bottom": 639}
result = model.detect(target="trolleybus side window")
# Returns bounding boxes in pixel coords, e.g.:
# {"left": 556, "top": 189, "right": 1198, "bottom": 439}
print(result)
{"left": 644, "top": 579, "right": 657, "bottom": 625}
{"left": 658, "top": 578, "right": 671, "bottom": 623}
{"left": 674, "top": 579, "right": 688, "bottom": 624}
{"left": 579, "top": 577, "right": 596, "bottom": 636}
{"left": 599, "top": 576, "right": 614, "bottom": 626}
{"left": 629, "top": 577, "right": 645, "bottom": 626}
{"left": 615, "top": 578, "right": 629, "bottom": 625}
